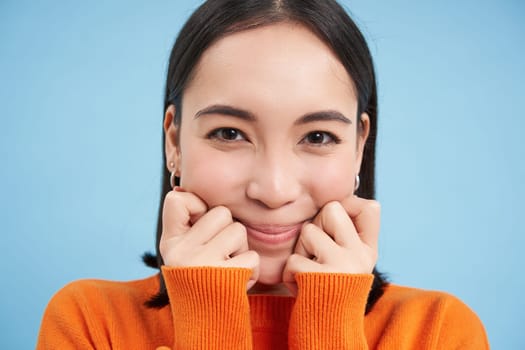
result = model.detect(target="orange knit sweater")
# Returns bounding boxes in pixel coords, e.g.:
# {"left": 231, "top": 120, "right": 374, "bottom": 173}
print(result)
{"left": 37, "top": 267, "right": 489, "bottom": 349}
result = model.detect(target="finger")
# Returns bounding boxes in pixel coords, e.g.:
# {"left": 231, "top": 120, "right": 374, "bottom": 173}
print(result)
{"left": 293, "top": 223, "right": 311, "bottom": 258}
{"left": 172, "top": 187, "right": 205, "bottom": 224}
{"left": 162, "top": 191, "right": 208, "bottom": 240}
{"left": 340, "top": 196, "right": 381, "bottom": 250}
{"left": 294, "top": 223, "right": 337, "bottom": 263}
{"left": 225, "top": 250, "right": 260, "bottom": 289}
{"left": 282, "top": 253, "right": 321, "bottom": 286}
{"left": 207, "top": 222, "right": 249, "bottom": 258}
{"left": 226, "top": 250, "right": 259, "bottom": 271}
{"left": 186, "top": 205, "right": 234, "bottom": 245}
{"left": 313, "top": 201, "right": 360, "bottom": 248}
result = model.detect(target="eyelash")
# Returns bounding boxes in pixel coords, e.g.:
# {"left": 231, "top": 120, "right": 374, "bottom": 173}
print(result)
{"left": 207, "top": 128, "right": 247, "bottom": 142}
{"left": 300, "top": 131, "right": 341, "bottom": 146}
{"left": 206, "top": 128, "right": 341, "bottom": 146}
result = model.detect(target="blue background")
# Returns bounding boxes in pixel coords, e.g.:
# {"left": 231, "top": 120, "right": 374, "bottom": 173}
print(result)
{"left": 1, "top": 0, "right": 523, "bottom": 348}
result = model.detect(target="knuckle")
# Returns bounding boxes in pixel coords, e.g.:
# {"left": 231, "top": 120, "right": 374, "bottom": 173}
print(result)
{"left": 232, "top": 221, "right": 247, "bottom": 233}
{"left": 301, "top": 223, "right": 312, "bottom": 234}
{"left": 163, "top": 191, "right": 183, "bottom": 213}
{"left": 319, "top": 201, "right": 346, "bottom": 225}
{"left": 164, "top": 190, "right": 181, "bottom": 203}
{"left": 229, "top": 223, "right": 247, "bottom": 242}
{"left": 303, "top": 222, "right": 316, "bottom": 232}
{"left": 323, "top": 201, "right": 340, "bottom": 213}
{"left": 166, "top": 190, "right": 176, "bottom": 198}
{"left": 164, "top": 191, "right": 175, "bottom": 202}
{"left": 213, "top": 205, "right": 232, "bottom": 220}
{"left": 302, "top": 223, "right": 318, "bottom": 239}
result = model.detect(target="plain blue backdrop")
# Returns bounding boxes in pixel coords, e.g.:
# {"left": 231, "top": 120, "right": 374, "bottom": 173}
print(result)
{"left": 1, "top": 0, "right": 523, "bottom": 348}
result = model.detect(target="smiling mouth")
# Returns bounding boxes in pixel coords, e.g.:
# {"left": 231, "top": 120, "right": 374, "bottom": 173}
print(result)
{"left": 238, "top": 221, "right": 305, "bottom": 245}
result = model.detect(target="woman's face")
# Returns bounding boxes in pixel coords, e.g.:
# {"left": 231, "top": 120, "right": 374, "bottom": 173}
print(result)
{"left": 164, "top": 22, "right": 369, "bottom": 286}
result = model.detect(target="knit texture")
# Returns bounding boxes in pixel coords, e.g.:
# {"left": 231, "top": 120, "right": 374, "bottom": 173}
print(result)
{"left": 37, "top": 267, "right": 489, "bottom": 349}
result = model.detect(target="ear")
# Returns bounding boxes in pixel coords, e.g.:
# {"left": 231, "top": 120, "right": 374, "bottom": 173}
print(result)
{"left": 164, "top": 105, "right": 181, "bottom": 175}
{"left": 355, "top": 112, "right": 370, "bottom": 174}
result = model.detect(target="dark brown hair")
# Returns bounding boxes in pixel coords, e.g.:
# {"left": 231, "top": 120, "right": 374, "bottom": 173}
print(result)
{"left": 143, "top": 0, "right": 387, "bottom": 313}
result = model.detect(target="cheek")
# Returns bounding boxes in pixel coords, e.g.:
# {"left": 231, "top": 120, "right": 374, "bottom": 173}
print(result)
{"left": 306, "top": 155, "right": 356, "bottom": 204}
{"left": 179, "top": 146, "right": 249, "bottom": 206}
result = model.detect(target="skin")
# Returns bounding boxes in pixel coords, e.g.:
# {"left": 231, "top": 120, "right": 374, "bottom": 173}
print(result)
{"left": 160, "top": 22, "right": 380, "bottom": 295}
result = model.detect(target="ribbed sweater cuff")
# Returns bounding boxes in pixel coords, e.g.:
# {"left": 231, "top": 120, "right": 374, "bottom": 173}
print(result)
{"left": 289, "top": 273, "right": 373, "bottom": 350}
{"left": 162, "top": 266, "right": 253, "bottom": 350}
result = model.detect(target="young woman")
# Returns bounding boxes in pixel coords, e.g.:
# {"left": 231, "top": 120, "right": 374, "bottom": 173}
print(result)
{"left": 37, "top": 1, "right": 489, "bottom": 349}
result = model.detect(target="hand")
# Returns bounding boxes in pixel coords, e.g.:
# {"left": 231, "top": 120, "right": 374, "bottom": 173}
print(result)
{"left": 282, "top": 196, "right": 380, "bottom": 295}
{"left": 159, "top": 188, "right": 260, "bottom": 290}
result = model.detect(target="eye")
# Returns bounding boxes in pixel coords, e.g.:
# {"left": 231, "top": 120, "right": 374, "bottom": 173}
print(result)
{"left": 208, "top": 127, "right": 246, "bottom": 142}
{"left": 302, "top": 131, "right": 339, "bottom": 145}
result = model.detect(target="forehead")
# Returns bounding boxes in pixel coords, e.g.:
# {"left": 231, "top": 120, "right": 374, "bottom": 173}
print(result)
{"left": 184, "top": 22, "right": 357, "bottom": 116}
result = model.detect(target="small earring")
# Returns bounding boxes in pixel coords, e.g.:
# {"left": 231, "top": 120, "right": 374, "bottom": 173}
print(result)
{"left": 170, "top": 171, "right": 177, "bottom": 189}
{"left": 168, "top": 162, "right": 177, "bottom": 189}
{"left": 354, "top": 174, "right": 360, "bottom": 192}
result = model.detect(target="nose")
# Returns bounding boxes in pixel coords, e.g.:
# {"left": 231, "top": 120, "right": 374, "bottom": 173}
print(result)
{"left": 246, "top": 150, "right": 302, "bottom": 209}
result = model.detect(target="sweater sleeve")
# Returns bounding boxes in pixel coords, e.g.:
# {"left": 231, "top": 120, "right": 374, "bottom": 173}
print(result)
{"left": 288, "top": 272, "right": 374, "bottom": 350}
{"left": 161, "top": 266, "right": 253, "bottom": 350}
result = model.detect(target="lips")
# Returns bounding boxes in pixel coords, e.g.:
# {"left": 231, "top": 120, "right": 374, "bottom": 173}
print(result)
{"left": 241, "top": 222, "right": 303, "bottom": 245}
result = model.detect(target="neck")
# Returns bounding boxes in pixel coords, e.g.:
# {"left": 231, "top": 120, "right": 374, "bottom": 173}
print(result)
{"left": 248, "top": 282, "right": 292, "bottom": 296}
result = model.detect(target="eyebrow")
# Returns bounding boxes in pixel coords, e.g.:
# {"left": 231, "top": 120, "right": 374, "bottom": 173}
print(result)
{"left": 295, "top": 111, "right": 352, "bottom": 125}
{"left": 194, "top": 104, "right": 352, "bottom": 125}
{"left": 194, "top": 105, "right": 256, "bottom": 121}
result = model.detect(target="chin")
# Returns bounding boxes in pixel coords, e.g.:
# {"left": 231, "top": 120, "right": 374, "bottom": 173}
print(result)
{"left": 257, "top": 270, "right": 283, "bottom": 285}
{"left": 257, "top": 254, "right": 289, "bottom": 285}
